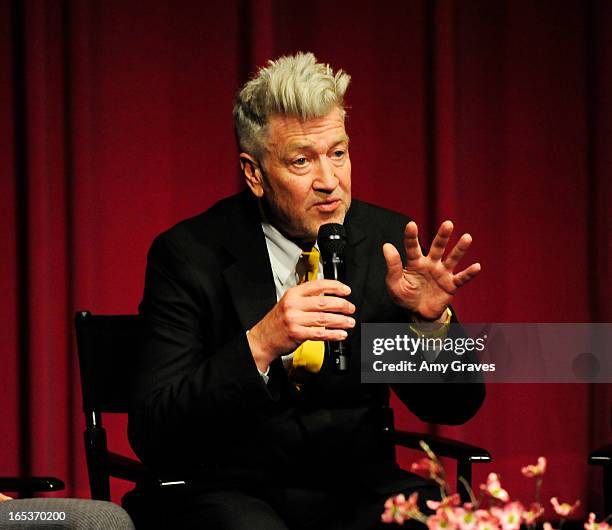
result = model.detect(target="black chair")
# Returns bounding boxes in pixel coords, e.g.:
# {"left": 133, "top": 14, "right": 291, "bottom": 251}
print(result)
{"left": 384, "top": 420, "right": 491, "bottom": 501}
{"left": 75, "top": 311, "right": 153, "bottom": 502}
{"left": 0, "top": 477, "right": 64, "bottom": 499}
{"left": 74, "top": 310, "right": 490, "bottom": 506}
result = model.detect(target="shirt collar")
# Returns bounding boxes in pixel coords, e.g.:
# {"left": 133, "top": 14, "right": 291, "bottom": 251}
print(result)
{"left": 259, "top": 203, "right": 319, "bottom": 290}
{"left": 261, "top": 220, "right": 303, "bottom": 289}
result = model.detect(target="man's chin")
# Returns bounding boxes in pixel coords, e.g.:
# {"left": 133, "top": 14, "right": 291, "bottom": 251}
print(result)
{"left": 320, "top": 209, "right": 347, "bottom": 227}
{"left": 280, "top": 208, "right": 349, "bottom": 245}
{"left": 310, "top": 213, "right": 347, "bottom": 238}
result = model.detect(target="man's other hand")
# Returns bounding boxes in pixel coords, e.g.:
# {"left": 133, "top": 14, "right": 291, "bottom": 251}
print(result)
{"left": 383, "top": 220, "right": 481, "bottom": 321}
{"left": 247, "top": 280, "right": 356, "bottom": 372}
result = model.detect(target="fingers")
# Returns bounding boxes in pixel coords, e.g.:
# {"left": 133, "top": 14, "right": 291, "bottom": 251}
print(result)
{"left": 254, "top": 280, "right": 355, "bottom": 360}
{"left": 300, "top": 310, "right": 356, "bottom": 330}
{"left": 293, "top": 324, "right": 349, "bottom": 342}
{"left": 281, "top": 282, "right": 356, "bottom": 343}
{"left": 297, "top": 279, "right": 351, "bottom": 297}
{"left": 444, "top": 233, "right": 473, "bottom": 271}
{"left": 403, "top": 221, "right": 423, "bottom": 261}
{"left": 300, "top": 295, "right": 356, "bottom": 315}
{"left": 428, "top": 220, "right": 454, "bottom": 261}
{"left": 382, "top": 243, "right": 403, "bottom": 284}
{"left": 288, "top": 288, "right": 355, "bottom": 329}
{"left": 453, "top": 262, "right": 481, "bottom": 287}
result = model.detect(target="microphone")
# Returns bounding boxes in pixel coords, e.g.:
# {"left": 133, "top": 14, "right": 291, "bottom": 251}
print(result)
{"left": 317, "top": 223, "right": 350, "bottom": 372}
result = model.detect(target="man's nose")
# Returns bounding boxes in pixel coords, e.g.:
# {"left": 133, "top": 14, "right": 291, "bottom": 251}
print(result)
{"left": 313, "top": 157, "right": 339, "bottom": 191}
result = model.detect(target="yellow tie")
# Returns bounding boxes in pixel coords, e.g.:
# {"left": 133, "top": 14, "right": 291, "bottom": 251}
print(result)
{"left": 290, "top": 247, "right": 325, "bottom": 379}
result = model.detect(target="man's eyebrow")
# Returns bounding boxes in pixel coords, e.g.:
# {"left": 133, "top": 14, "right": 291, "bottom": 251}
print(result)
{"left": 329, "top": 135, "right": 350, "bottom": 146}
{"left": 284, "top": 135, "right": 350, "bottom": 154}
{"left": 284, "top": 141, "right": 316, "bottom": 153}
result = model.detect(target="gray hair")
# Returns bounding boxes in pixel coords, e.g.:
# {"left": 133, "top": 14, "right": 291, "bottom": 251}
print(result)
{"left": 233, "top": 52, "right": 351, "bottom": 159}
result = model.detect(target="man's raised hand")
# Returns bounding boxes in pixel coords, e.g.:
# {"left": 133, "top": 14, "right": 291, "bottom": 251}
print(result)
{"left": 382, "top": 220, "right": 481, "bottom": 321}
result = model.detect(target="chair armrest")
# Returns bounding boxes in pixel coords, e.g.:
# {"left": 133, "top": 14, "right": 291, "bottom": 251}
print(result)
{"left": 0, "top": 476, "right": 65, "bottom": 496}
{"left": 390, "top": 430, "right": 491, "bottom": 462}
{"left": 106, "top": 453, "right": 188, "bottom": 491}
{"left": 107, "top": 452, "right": 150, "bottom": 483}
{"left": 588, "top": 444, "right": 612, "bottom": 466}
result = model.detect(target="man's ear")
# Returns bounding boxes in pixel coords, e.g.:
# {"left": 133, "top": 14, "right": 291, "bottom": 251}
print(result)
{"left": 240, "top": 153, "right": 264, "bottom": 198}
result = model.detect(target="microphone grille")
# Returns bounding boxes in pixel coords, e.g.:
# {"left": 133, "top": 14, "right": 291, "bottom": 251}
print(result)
{"left": 317, "top": 223, "right": 347, "bottom": 255}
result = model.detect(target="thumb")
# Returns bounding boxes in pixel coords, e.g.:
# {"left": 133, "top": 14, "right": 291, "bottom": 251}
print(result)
{"left": 382, "top": 243, "right": 404, "bottom": 285}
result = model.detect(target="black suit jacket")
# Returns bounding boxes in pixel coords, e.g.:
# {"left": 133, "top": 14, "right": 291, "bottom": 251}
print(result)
{"left": 128, "top": 191, "right": 485, "bottom": 492}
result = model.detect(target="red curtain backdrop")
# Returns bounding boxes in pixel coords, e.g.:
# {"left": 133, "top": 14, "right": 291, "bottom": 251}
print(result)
{"left": 1, "top": 0, "right": 611, "bottom": 514}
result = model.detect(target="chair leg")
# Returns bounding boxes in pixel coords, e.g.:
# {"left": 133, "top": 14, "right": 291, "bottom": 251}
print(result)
{"left": 84, "top": 428, "right": 111, "bottom": 501}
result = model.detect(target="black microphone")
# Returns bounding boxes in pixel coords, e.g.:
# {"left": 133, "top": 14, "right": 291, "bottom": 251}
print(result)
{"left": 317, "top": 223, "right": 350, "bottom": 372}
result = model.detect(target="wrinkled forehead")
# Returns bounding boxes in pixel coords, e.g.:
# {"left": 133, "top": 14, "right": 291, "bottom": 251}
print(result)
{"left": 264, "top": 107, "right": 348, "bottom": 153}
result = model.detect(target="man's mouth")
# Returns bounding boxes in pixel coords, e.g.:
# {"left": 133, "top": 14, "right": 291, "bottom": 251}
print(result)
{"left": 313, "top": 198, "right": 341, "bottom": 212}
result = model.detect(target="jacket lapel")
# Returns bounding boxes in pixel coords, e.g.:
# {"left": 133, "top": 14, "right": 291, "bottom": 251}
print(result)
{"left": 344, "top": 209, "right": 370, "bottom": 322}
{"left": 220, "top": 192, "right": 296, "bottom": 397}
{"left": 221, "top": 193, "right": 277, "bottom": 331}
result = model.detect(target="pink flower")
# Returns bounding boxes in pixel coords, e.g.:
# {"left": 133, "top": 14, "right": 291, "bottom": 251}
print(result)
{"left": 427, "top": 493, "right": 461, "bottom": 511}
{"left": 403, "top": 492, "right": 420, "bottom": 514}
{"left": 476, "top": 521, "right": 498, "bottom": 530}
{"left": 584, "top": 512, "right": 610, "bottom": 530}
{"left": 381, "top": 492, "right": 421, "bottom": 525}
{"left": 382, "top": 451, "right": 594, "bottom": 530}
{"left": 382, "top": 494, "right": 406, "bottom": 524}
{"left": 412, "top": 457, "right": 442, "bottom": 478}
{"left": 522, "top": 502, "right": 545, "bottom": 525}
{"left": 491, "top": 502, "right": 524, "bottom": 530}
{"left": 550, "top": 497, "right": 580, "bottom": 517}
{"left": 381, "top": 510, "right": 395, "bottom": 524}
{"left": 448, "top": 507, "right": 481, "bottom": 530}
{"left": 475, "top": 511, "right": 502, "bottom": 530}
{"left": 480, "top": 473, "right": 510, "bottom": 503}
{"left": 521, "top": 457, "right": 547, "bottom": 478}
{"left": 474, "top": 510, "right": 493, "bottom": 521}
{"left": 427, "top": 513, "right": 453, "bottom": 530}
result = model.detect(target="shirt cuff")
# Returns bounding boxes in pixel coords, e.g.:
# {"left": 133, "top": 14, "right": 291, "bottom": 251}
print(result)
{"left": 246, "top": 329, "right": 271, "bottom": 384}
{"left": 409, "top": 307, "right": 452, "bottom": 339}
{"left": 258, "top": 365, "right": 270, "bottom": 384}
{"left": 408, "top": 307, "right": 452, "bottom": 362}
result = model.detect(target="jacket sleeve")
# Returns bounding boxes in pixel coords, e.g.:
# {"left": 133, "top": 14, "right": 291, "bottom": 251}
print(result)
{"left": 392, "top": 377, "right": 486, "bottom": 425}
{"left": 391, "top": 311, "right": 486, "bottom": 425}
{"left": 128, "top": 232, "right": 277, "bottom": 471}
{"left": 371, "top": 209, "right": 485, "bottom": 425}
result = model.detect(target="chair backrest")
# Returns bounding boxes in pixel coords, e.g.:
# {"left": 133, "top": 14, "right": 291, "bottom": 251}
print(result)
{"left": 75, "top": 311, "right": 145, "bottom": 415}
{"left": 74, "top": 310, "right": 147, "bottom": 500}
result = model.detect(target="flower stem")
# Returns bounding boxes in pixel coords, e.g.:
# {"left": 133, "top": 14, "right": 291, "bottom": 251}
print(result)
{"left": 458, "top": 476, "right": 478, "bottom": 506}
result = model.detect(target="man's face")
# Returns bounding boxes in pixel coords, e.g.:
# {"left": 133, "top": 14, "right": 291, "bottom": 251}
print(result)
{"left": 242, "top": 107, "right": 352, "bottom": 245}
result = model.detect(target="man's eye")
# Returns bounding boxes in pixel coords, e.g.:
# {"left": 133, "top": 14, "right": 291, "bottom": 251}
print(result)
{"left": 293, "top": 157, "right": 307, "bottom": 166}
{"left": 332, "top": 150, "right": 345, "bottom": 158}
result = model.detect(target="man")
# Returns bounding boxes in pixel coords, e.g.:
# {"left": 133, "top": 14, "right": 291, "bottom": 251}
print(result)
{"left": 128, "top": 52, "right": 484, "bottom": 529}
